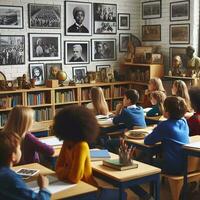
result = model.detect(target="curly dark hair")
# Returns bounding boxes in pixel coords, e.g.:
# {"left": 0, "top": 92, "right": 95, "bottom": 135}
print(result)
{"left": 189, "top": 87, "right": 200, "bottom": 112}
{"left": 53, "top": 105, "right": 99, "bottom": 143}
{"left": 125, "top": 89, "right": 139, "bottom": 104}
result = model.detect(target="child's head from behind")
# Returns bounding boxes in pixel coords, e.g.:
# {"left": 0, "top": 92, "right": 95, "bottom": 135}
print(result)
{"left": 189, "top": 87, "right": 200, "bottom": 112}
{"left": 53, "top": 105, "right": 99, "bottom": 143}
{"left": 150, "top": 91, "right": 166, "bottom": 107}
{"left": 91, "top": 87, "right": 105, "bottom": 102}
{"left": 148, "top": 78, "right": 165, "bottom": 92}
{"left": 123, "top": 89, "right": 139, "bottom": 106}
{"left": 0, "top": 132, "right": 21, "bottom": 167}
{"left": 3, "top": 106, "right": 34, "bottom": 138}
{"left": 164, "top": 96, "right": 187, "bottom": 119}
{"left": 172, "top": 80, "right": 188, "bottom": 97}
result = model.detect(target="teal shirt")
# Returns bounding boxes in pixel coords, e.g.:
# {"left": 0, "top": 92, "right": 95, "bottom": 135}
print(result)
{"left": 146, "top": 105, "right": 161, "bottom": 117}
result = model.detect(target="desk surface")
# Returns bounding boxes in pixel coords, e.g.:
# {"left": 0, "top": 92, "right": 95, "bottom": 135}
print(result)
{"left": 145, "top": 115, "right": 166, "bottom": 122}
{"left": 13, "top": 163, "right": 97, "bottom": 200}
{"left": 183, "top": 135, "right": 200, "bottom": 152}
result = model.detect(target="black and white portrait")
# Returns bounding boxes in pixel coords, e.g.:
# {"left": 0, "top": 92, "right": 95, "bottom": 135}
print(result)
{"left": 0, "top": 35, "right": 25, "bottom": 65}
{"left": 92, "top": 39, "right": 116, "bottom": 61}
{"left": 118, "top": 13, "right": 130, "bottom": 30}
{"left": 72, "top": 66, "right": 87, "bottom": 83}
{"left": 65, "top": 41, "right": 89, "bottom": 65}
{"left": 119, "top": 33, "right": 132, "bottom": 52}
{"left": 28, "top": 4, "right": 61, "bottom": 28}
{"left": 29, "top": 63, "right": 45, "bottom": 86}
{"left": 142, "top": 0, "right": 161, "bottom": 19}
{"left": 170, "top": 1, "right": 190, "bottom": 21}
{"left": 0, "top": 6, "right": 23, "bottom": 29}
{"left": 29, "top": 33, "right": 61, "bottom": 61}
{"left": 65, "top": 1, "right": 92, "bottom": 36}
{"left": 46, "top": 63, "right": 62, "bottom": 80}
{"left": 96, "top": 65, "right": 110, "bottom": 71}
{"left": 93, "top": 3, "right": 117, "bottom": 34}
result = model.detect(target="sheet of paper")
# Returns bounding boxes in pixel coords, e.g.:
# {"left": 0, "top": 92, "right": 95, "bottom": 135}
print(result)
{"left": 143, "top": 107, "right": 152, "bottom": 113}
{"left": 185, "top": 141, "right": 200, "bottom": 149}
{"left": 40, "top": 136, "right": 63, "bottom": 146}
{"left": 97, "top": 118, "right": 113, "bottom": 125}
{"left": 27, "top": 175, "right": 76, "bottom": 194}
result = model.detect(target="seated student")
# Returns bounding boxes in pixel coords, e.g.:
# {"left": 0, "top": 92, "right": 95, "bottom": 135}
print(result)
{"left": 143, "top": 78, "right": 166, "bottom": 108}
{"left": 144, "top": 96, "right": 189, "bottom": 175}
{"left": 3, "top": 106, "right": 54, "bottom": 164}
{"left": 0, "top": 132, "right": 50, "bottom": 199}
{"left": 187, "top": 87, "right": 200, "bottom": 135}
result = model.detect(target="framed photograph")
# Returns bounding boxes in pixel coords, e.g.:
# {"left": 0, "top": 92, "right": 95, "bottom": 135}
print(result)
{"left": 91, "top": 38, "right": 116, "bottom": 61}
{"left": 72, "top": 66, "right": 87, "bottom": 82}
{"left": 119, "top": 33, "right": 132, "bottom": 52}
{"left": 169, "top": 47, "right": 187, "bottom": 68}
{"left": 0, "top": 35, "right": 25, "bottom": 65}
{"left": 29, "top": 63, "right": 45, "bottom": 86}
{"left": 170, "top": 1, "right": 190, "bottom": 21}
{"left": 46, "top": 63, "right": 62, "bottom": 80}
{"left": 170, "top": 24, "right": 190, "bottom": 44}
{"left": 151, "top": 53, "right": 163, "bottom": 64}
{"left": 142, "top": 0, "right": 161, "bottom": 19}
{"left": 96, "top": 65, "right": 111, "bottom": 71}
{"left": 118, "top": 13, "right": 130, "bottom": 30}
{"left": 29, "top": 33, "right": 61, "bottom": 61}
{"left": 142, "top": 25, "right": 161, "bottom": 41}
{"left": 28, "top": 4, "right": 61, "bottom": 29}
{"left": 64, "top": 41, "right": 90, "bottom": 65}
{"left": 93, "top": 3, "right": 117, "bottom": 34}
{"left": 65, "top": 1, "right": 92, "bottom": 36}
{"left": 0, "top": 5, "right": 23, "bottom": 29}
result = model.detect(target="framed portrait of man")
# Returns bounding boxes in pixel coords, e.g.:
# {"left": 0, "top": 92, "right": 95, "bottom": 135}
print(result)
{"left": 72, "top": 66, "right": 87, "bottom": 83}
{"left": 64, "top": 41, "right": 90, "bottom": 65}
{"left": 29, "top": 63, "right": 45, "bottom": 86}
{"left": 65, "top": 1, "right": 92, "bottom": 36}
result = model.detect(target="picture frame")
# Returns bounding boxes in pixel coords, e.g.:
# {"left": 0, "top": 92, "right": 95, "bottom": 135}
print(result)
{"left": 151, "top": 53, "right": 163, "bottom": 64}
{"left": 29, "top": 63, "right": 45, "bottom": 86}
{"left": 118, "top": 13, "right": 130, "bottom": 30}
{"left": 119, "top": 33, "right": 132, "bottom": 52}
{"left": 169, "top": 24, "right": 190, "bottom": 44}
{"left": 65, "top": 1, "right": 92, "bottom": 36}
{"left": 28, "top": 33, "right": 61, "bottom": 61}
{"left": 96, "top": 65, "right": 111, "bottom": 71}
{"left": 64, "top": 41, "right": 90, "bottom": 65}
{"left": 93, "top": 3, "right": 117, "bottom": 34}
{"left": 0, "top": 5, "right": 23, "bottom": 29}
{"left": 46, "top": 63, "right": 62, "bottom": 80}
{"left": 142, "top": 25, "right": 161, "bottom": 41}
{"left": 170, "top": 1, "right": 190, "bottom": 21}
{"left": 142, "top": 0, "right": 161, "bottom": 19}
{"left": 91, "top": 38, "right": 116, "bottom": 61}
{"left": 0, "top": 35, "right": 25, "bottom": 65}
{"left": 28, "top": 4, "right": 61, "bottom": 29}
{"left": 72, "top": 66, "right": 87, "bottom": 83}
{"left": 169, "top": 47, "right": 187, "bottom": 68}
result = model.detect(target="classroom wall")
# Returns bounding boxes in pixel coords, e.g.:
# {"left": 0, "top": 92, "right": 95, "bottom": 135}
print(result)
{"left": 0, "top": 0, "right": 140, "bottom": 80}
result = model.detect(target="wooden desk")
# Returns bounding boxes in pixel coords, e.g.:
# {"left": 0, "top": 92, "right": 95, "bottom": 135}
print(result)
{"left": 13, "top": 163, "right": 97, "bottom": 200}
{"left": 145, "top": 115, "right": 166, "bottom": 122}
{"left": 92, "top": 152, "right": 161, "bottom": 200}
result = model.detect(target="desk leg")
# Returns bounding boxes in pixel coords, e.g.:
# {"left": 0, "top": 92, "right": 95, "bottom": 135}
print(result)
{"left": 119, "top": 186, "right": 126, "bottom": 200}
{"left": 182, "top": 153, "right": 188, "bottom": 200}
{"left": 154, "top": 174, "right": 160, "bottom": 200}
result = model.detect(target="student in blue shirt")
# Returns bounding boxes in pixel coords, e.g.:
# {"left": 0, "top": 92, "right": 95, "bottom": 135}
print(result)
{"left": 0, "top": 132, "right": 51, "bottom": 200}
{"left": 144, "top": 96, "right": 189, "bottom": 175}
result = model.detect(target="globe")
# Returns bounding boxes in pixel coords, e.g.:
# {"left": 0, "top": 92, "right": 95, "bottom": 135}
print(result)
{"left": 56, "top": 70, "right": 67, "bottom": 86}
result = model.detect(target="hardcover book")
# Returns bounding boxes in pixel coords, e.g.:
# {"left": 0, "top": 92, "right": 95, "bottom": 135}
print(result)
{"left": 90, "top": 149, "right": 111, "bottom": 161}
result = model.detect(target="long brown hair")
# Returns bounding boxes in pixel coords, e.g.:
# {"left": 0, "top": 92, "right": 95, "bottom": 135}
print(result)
{"left": 3, "top": 106, "right": 34, "bottom": 138}
{"left": 91, "top": 87, "right": 109, "bottom": 115}
{"left": 150, "top": 91, "right": 166, "bottom": 114}
{"left": 149, "top": 78, "right": 166, "bottom": 93}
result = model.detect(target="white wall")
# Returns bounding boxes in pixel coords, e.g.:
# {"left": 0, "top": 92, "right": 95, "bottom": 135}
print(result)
{"left": 0, "top": 0, "right": 140, "bottom": 80}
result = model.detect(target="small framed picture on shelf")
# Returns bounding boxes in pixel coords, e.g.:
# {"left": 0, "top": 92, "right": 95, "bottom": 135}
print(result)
{"left": 93, "top": 3, "right": 117, "bottom": 34}
{"left": 96, "top": 65, "right": 111, "bottom": 71}
{"left": 64, "top": 41, "right": 90, "bottom": 65}
{"left": 119, "top": 33, "right": 132, "bottom": 52}
{"left": 151, "top": 53, "right": 163, "bottom": 64}
{"left": 142, "top": 25, "right": 161, "bottom": 41}
{"left": 72, "top": 66, "right": 87, "bottom": 83}
{"left": 0, "top": 35, "right": 25, "bottom": 65}
{"left": 28, "top": 33, "right": 61, "bottom": 61}
{"left": 64, "top": 1, "right": 92, "bottom": 36}
{"left": 118, "top": 13, "right": 130, "bottom": 30}
{"left": 169, "top": 24, "right": 190, "bottom": 44}
{"left": 28, "top": 4, "right": 61, "bottom": 29}
{"left": 29, "top": 63, "right": 45, "bottom": 86}
{"left": 0, "top": 5, "right": 23, "bottom": 29}
{"left": 142, "top": 0, "right": 161, "bottom": 19}
{"left": 91, "top": 38, "right": 116, "bottom": 61}
{"left": 170, "top": 1, "right": 190, "bottom": 21}
{"left": 46, "top": 63, "right": 62, "bottom": 80}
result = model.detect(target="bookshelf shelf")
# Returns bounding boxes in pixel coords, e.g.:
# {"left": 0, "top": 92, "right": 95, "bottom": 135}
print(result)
{"left": 55, "top": 101, "right": 79, "bottom": 105}
{"left": 28, "top": 104, "right": 53, "bottom": 108}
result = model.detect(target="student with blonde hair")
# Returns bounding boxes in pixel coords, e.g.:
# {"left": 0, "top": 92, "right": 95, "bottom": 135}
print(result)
{"left": 3, "top": 106, "right": 54, "bottom": 164}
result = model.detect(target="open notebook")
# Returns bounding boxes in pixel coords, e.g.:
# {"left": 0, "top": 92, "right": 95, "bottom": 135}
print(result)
{"left": 40, "top": 136, "right": 63, "bottom": 147}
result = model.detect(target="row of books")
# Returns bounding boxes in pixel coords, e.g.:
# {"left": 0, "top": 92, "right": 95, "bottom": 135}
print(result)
{"left": 0, "top": 95, "right": 22, "bottom": 109}
{"left": 0, "top": 113, "right": 8, "bottom": 127}
{"left": 27, "top": 92, "right": 46, "bottom": 105}
{"left": 34, "top": 108, "right": 53, "bottom": 122}
{"left": 113, "top": 86, "right": 128, "bottom": 97}
{"left": 55, "top": 90, "right": 76, "bottom": 103}
{"left": 102, "top": 87, "right": 111, "bottom": 98}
